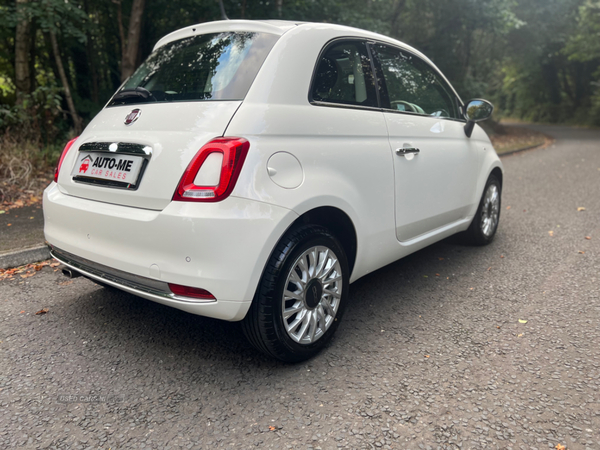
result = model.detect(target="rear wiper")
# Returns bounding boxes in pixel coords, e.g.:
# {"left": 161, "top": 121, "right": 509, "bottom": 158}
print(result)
{"left": 109, "top": 87, "right": 156, "bottom": 105}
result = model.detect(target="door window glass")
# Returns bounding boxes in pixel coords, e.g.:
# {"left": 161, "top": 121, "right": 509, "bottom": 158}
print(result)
{"left": 372, "top": 44, "right": 460, "bottom": 119}
{"left": 311, "top": 41, "right": 378, "bottom": 108}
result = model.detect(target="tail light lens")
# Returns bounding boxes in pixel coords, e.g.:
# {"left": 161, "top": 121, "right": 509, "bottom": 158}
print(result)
{"left": 168, "top": 283, "right": 215, "bottom": 300}
{"left": 173, "top": 137, "right": 249, "bottom": 203}
{"left": 54, "top": 137, "right": 79, "bottom": 183}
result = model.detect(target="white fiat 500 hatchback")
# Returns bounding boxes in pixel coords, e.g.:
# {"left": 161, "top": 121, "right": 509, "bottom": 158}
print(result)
{"left": 44, "top": 20, "right": 503, "bottom": 362}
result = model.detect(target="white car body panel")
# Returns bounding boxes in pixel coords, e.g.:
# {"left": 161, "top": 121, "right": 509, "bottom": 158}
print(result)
{"left": 43, "top": 19, "right": 503, "bottom": 321}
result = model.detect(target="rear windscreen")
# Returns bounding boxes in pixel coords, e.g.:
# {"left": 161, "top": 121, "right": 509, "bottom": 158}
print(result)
{"left": 108, "top": 32, "right": 279, "bottom": 106}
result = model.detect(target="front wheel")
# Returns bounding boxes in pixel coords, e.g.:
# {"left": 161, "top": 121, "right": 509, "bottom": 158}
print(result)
{"left": 462, "top": 174, "right": 501, "bottom": 245}
{"left": 242, "top": 225, "right": 349, "bottom": 362}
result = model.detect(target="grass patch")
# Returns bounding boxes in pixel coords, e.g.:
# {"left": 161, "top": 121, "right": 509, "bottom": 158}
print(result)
{"left": 481, "top": 121, "right": 552, "bottom": 155}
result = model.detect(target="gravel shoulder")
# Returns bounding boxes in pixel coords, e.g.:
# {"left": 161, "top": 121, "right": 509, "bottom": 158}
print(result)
{"left": 1, "top": 125, "right": 599, "bottom": 449}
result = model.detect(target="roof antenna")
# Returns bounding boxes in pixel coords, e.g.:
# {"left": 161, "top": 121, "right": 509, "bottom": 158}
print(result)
{"left": 218, "top": 0, "right": 229, "bottom": 20}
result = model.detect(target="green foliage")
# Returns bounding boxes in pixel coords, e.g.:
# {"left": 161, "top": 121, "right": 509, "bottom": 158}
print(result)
{"left": 0, "top": 85, "right": 65, "bottom": 144}
{"left": 2, "top": 0, "right": 600, "bottom": 153}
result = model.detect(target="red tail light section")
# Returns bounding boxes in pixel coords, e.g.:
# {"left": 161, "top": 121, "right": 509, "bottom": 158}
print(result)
{"left": 54, "top": 137, "right": 79, "bottom": 183}
{"left": 173, "top": 137, "right": 249, "bottom": 203}
{"left": 168, "top": 283, "right": 216, "bottom": 300}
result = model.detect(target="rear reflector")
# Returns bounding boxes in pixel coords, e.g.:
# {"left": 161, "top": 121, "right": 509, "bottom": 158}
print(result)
{"left": 173, "top": 137, "right": 249, "bottom": 203}
{"left": 168, "top": 283, "right": 216, "bottom": 300}
{"left": 54, "top": 137, "right": 79, "bottom": 183}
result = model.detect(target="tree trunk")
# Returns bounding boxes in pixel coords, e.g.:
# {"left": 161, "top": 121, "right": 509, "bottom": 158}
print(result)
{"left": 49, "top": 31, "right": 83, "bottom": 134}
{"left": 15, "top": 0, "right": 32, "bottom": 105}
{"left": 120, "top": 0, "right": 145, "bottom": 82}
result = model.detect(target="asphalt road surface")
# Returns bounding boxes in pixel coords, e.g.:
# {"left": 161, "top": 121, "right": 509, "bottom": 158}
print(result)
{"left": 1, "top": 125, "right": 599, "bottom": 450}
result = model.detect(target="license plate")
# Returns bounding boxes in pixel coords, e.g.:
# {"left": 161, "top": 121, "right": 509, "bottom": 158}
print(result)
{"left": 71, "top": 152, "right": 144, "bottom": 185}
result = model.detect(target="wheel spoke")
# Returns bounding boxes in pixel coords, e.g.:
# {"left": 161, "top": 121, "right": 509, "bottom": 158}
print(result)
{"left": 283, "top": 303, "right": 303, "bottom": 319}
{"left": 307, "top": 310, "right": 317, "bottom": 342}
{"left": 314, "top": 248, "right": 329, "bottom": 278}
{"left": 316, "top": 305, "right": 327, "bottom": 333}
{"left": 323, "top": 288, "right": 341, "bottom": 299}
{"left": 284, "top": 289, "right": 303, "bottom": 302}
{"left": 289, "top": 269, "right": 306, "bottom": 288}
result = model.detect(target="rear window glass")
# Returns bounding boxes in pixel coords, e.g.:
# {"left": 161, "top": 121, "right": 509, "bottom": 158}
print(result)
{"left": 108, "top": 32, "right": 279, "bottom": 107}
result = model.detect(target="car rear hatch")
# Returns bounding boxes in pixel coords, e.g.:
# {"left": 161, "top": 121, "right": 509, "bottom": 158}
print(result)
{"left": 56, "top": 30, "right": 280, "bottom": 211}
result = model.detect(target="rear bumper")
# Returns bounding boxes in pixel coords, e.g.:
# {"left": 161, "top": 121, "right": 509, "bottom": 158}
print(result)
{"left": 43, "top": 183, "right": 297, "bottom": 321}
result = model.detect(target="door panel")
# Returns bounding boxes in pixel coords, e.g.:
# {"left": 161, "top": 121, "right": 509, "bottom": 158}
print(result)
{"left": 369, "top": 43, "right": 481, "bottom": 242}
{"left": 385, "top": 113, "right": 479, "bottom": 241}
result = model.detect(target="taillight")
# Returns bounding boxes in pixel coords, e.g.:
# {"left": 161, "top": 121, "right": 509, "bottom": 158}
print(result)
{"left": 173, "top": 137, "right": 249, "bottom": 202}
{"left": 168, "top": 283, "right": 215, "bottom": 300}
{"left": 54, "top": 137, "right": 79, "bottom": 183}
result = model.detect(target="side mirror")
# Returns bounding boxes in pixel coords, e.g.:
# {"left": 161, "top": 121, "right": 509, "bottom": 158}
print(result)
{"left": 463, "top": 99, "right": 494, "bottom": 138}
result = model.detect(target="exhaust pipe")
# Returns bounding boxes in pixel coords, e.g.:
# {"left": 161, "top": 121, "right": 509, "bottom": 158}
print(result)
{"left": 62, "top": 267, "right": 82, "bottom": 279}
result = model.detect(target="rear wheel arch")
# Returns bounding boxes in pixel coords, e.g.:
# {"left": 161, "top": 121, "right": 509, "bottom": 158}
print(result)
{"left": 249, "top": 205, "right": 358, "bottom": 309}
{"left": 293, "top": 206, "right": 357, "bottom": 275}
{"left": 490, "top": 167, "right": 503, "bottom": 188}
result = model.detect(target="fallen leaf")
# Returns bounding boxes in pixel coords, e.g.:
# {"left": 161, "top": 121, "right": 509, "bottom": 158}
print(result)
{"left": 435, "top": 273, "right": 440, "bottom": 276}
{"left": 469, "top": 287, "right": 474, "bottom": 290}
{"left": 34, "top": 265, "right": 43, "bottom": 271}
{"left": 438, "top": 257, "right": 444, "bottom": 261}
{"left": 585, "top": 236, "right": 591, "bottom": 240}
{"left": 497, "top": 326, "right": 501, "bottom": 329}
{"left": 50, "top": 262, "right": 61, "bottom": 267}
{"left": 518, "top": 319, "right": 528, "bottom": 324}
{"left": 487, "top": 267, "right": 492, "bottom": 271}
{"left": 20, "top": 310, "right": 25, "bottom": 314}
{"left": 35, "top": 308, "right": 49, "bottom": 315}
{"left": 7, "top": 223, "right": 11, "bottom": 227}
{"left": 506, "top": 206, "right": 511, "bottom": 210}
{"left": 548, "top": 230, "right": 554, "bottom": 236}
{"left": 579, "top": 251, "right": 585, "bottom": 254}
{"left": 518, "top": 333, "right": 523, "bottom": 337}
{"left": 500, "top": 255, "right": 504, "bottom": 258}
{"left": 423, "top": 275, "right": 428, "bottom": 278}
{"left": 0, "top": 210, "right": 5, "bottom": 214}
{"left": 424, "top": 355, "right": 430, "bottom": 358}
{"left": 555, "top": 444, "right": 566, "bottom": 450}
{"left": 29, "top": 216, "right": 34, "bottom": 219}
{"left": 59, "top": 280, "right": 73, "bottom": 286}
{"left": 577, "top": 207, "right": 586, "bottom": 212}
{"left": 268, "top": 426, "right": 276, "bottom": 431}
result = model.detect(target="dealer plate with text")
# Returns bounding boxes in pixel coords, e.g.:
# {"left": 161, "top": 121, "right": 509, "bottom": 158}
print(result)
{"left": 71, "top": 152, "right": 144, "bottom": 185}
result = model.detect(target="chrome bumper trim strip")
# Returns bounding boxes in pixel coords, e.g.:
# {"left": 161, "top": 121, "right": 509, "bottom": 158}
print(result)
{"left": 49, "top": 246, "right": 216, "bottom": 304}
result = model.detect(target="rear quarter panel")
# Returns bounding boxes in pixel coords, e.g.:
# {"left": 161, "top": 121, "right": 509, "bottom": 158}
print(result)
{"left": 226, "top": 25, "right": 403, "bottom": 282}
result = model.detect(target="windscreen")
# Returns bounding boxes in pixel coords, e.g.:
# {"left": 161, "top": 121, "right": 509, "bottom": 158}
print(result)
{"left": 108, "top": 31, "right": 279, "bottom": 106}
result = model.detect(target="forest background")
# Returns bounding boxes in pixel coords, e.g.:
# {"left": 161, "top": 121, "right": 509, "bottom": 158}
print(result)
{"left": 0, "top": 0, "right": 599, "bottom": 202}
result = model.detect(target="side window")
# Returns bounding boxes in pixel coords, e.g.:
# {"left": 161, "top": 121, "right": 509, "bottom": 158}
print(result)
{"left": 372, "top": 44, "right": 460, "bottom": 119}
{"left": 311, "top": 40, "right": 378, "bottom": 108}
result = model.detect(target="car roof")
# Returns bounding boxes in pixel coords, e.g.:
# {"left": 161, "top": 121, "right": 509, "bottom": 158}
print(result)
{"left": 153, "top": 20, "right": 422, "bottom": 58}
{"left": 153, "top": 20, "right": 302, "bottom": 51}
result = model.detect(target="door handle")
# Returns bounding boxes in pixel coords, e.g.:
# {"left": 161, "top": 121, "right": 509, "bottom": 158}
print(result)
{"left": 396, "top": 147, "right": 420, "bottom": 156}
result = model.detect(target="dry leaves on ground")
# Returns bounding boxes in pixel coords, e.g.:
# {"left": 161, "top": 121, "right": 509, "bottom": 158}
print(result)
{"left": 0, "top": 260, "right": 57, "bottom": 281}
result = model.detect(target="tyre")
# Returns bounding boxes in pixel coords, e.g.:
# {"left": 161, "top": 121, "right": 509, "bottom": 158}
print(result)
{"left": 463, "top": 174, "right": 501, "bottom": 245}
{"left": 242, "top": 225, "right": 349, "bottom": 362}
